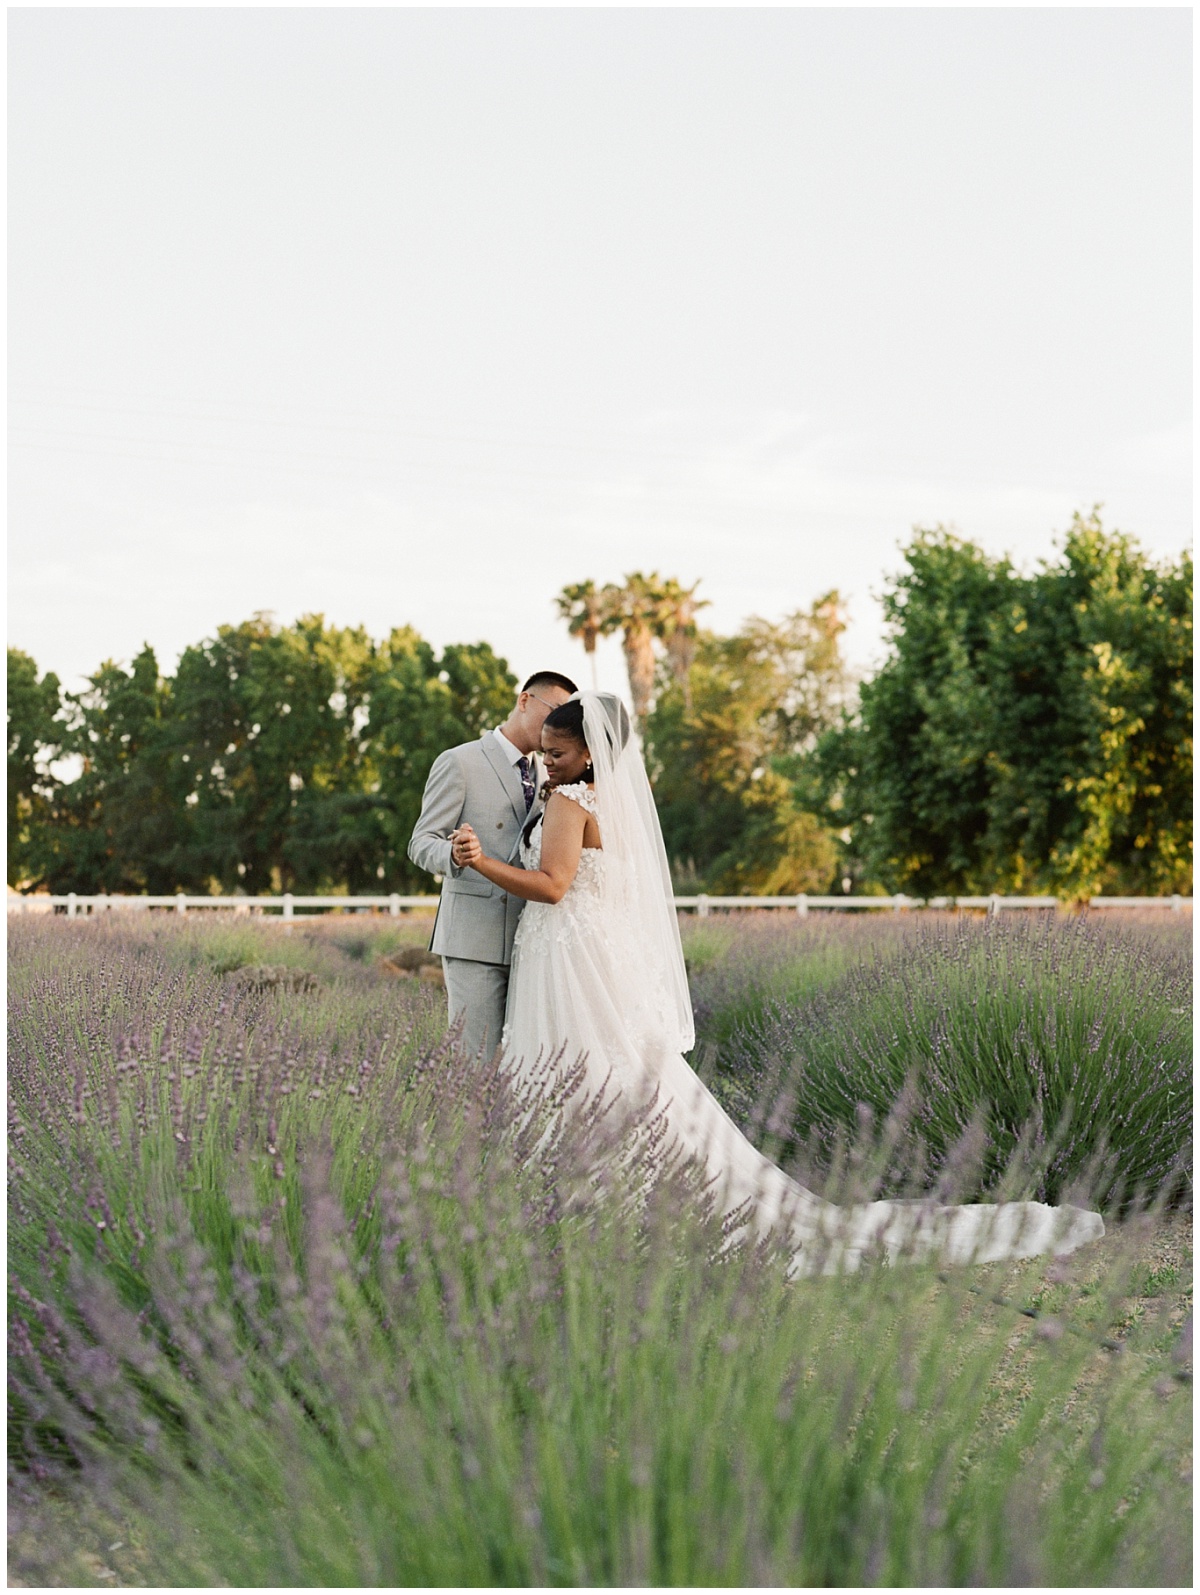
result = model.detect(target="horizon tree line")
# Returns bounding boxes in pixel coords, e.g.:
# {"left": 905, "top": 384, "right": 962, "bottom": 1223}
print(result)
{"left": 8, "top": 513, "right": 1192, "bottom": 900}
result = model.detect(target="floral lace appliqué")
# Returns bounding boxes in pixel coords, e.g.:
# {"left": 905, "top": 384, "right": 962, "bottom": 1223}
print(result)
{"left": 550, "top": 781, "right": 599, "bottom": 818}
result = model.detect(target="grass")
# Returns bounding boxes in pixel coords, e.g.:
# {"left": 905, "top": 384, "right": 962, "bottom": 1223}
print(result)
{"left": 117, "top": 908, "right": 439, "bottom": 978}
{"left": 8, "top": 911, "right": 1193, "bottom": 1587}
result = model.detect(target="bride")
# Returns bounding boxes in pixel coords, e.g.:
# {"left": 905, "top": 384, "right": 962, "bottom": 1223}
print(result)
{"left": 451, "top": 691, "right": 1105, "bottom": 1276}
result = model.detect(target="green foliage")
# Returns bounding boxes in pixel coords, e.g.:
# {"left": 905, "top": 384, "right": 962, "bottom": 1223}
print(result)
{"left": 13, "top": 514, "right": 1193, "bottom": 901}
{"left": 646, "top": 597, "right": 849, "bottom": 893}
{"left": 816, "top": 513, "right": 1193, "bottom": 896}
{"left": 1054, "top": 520, "right": 1193, "bottom": 892}
{"left": 32, "top": 646, "right": 180, "bottom": 894}
{"left": 6, "top": 648, "right": 63, "bottom": 887}
{"left": 163, "top": 613, "right": 375, "bottom": 894}
{"left": 8, "top": 616, "right": 516, "bottom": 895}
{"left": 365, "top": 631, "right": 517, "bottom": 891}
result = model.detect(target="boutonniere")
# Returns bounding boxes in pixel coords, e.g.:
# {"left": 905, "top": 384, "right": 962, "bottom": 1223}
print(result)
{"left": 538, "top": 780, "right": 552, "bottom": 802}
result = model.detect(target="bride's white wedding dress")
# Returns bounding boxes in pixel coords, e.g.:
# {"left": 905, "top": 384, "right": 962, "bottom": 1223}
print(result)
{"left": 500, "top": 697, "right": 1104, "bottom": 1277}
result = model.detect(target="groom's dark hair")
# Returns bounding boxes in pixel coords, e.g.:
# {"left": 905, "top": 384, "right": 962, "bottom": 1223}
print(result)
{"left": 522, "top": 670, "right": 578, "bottom": 696}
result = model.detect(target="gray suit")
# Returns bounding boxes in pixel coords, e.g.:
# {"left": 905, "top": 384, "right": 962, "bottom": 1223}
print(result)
{"left": 407, "top": 732, "right": 542, "bottom": 1059}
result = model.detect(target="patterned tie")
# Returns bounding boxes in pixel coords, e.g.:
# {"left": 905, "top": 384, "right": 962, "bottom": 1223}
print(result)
{"left": 517, "top": 755, "right": 535, "bottom": 812}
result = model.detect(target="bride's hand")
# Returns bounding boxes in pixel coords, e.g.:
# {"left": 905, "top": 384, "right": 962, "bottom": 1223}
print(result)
{"left": 450, "top": 824, "right": 482, "bottom": 867}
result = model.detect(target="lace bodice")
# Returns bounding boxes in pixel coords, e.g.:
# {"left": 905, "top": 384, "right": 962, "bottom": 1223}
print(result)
{"left": 514, "top": 784, "right": 606, "bottom": 957}
{"left": 520, "top": 784, "right": 601, "bottom": 877}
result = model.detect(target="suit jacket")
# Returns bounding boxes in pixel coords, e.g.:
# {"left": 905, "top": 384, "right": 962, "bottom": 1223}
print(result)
{"left": 407, "top": 732, "right": 543, "bottom": 966}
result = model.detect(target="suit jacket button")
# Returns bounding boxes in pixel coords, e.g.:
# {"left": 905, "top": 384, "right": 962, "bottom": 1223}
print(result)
{"left": 496, "top": 821, "right": 504, "bottom": 828}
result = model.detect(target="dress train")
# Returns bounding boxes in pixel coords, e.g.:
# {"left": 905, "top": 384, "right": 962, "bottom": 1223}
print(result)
{"left": 500, "top": 783, "right": 1104, "bottom": 1276}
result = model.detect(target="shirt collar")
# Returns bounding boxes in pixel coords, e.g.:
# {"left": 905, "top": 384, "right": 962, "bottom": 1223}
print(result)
{"left": 492, "top": 726, "right": 528, "bottom": 765}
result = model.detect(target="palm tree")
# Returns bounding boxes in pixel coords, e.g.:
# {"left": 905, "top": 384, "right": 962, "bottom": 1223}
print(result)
{"left": 554, "top": 580, "right": 607, "bottom": 690}
{"left": 659, "top": 577, "right": 709, "bottom": 711}
{"left": 604, "top": 572, "right": 671, "bottom": 726}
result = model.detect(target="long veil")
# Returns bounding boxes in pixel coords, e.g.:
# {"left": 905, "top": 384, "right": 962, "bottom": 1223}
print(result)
{"left": 576, "top": 691, "right": 695, "bottom": 1055}
{"left": 523, "top": 693, "right": 1105, "bottom": 1276}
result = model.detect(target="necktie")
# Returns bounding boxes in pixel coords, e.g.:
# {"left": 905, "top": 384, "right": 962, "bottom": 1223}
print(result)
{"left": 517, "top": 755, "right": 535, "bottom": 812}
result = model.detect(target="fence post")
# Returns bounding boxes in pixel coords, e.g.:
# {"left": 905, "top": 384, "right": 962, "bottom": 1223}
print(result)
{"left": 697, "top": 894, "right": 710, "bottom": 919}
{"left": 795, "top": 893, "right": 808, "bottom": 918}
{"left": 1172, "top": 894, "right": 1182, "bottom": 912}
{"left": 175, "top": 893, "right": 186, "bottom": 916}
{"left": 67, "top": 892, "right": 77, "bottom": 919}
{"left": 988, "top": 894, "right": 1002, "bottom": 916}
{"left": 283, "top": 893, "right": 294, "bottom": 928}
{"left": 893, "top": 893, "right": 905, "bottom": 914}
{"left": 389, "top": 893, "right": 400, "bottom": 918}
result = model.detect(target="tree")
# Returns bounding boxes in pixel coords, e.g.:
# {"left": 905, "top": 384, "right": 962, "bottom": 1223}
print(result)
{"left": 1051, "top": 516, "right": 1192, "bottom": 893}
{"left": 11, "top": 615, "right": 518, "bottom": 896}
{"left": 160, "top": 613, "right": 375, "bottom": 893}
{"left": 645, "top": 598, "right": 848, "bottom": 893}
{"left": 600, "top": 572, "right": 672, "bottom": 725}
{"left": 366, "top": 633, "right": 517, "bottom": 891}
{"left": 555, "top": 571, "right": 708, "bottom": 722}
{"left": 36, "top": 646, "right": 181, "bottom": 893}
{"left": 7, "top": 649, "right": 63, "bottom": 888}
{"left": 813, "top": 534, "right": 1010, "bottom": 895}
{"left": 815, "top": 515, "right": 1192, "bottom": 896}
{"left": 554, "top": 580, "right": 607, "bottom": 690}
{"left": 658, "top": 578, "right": 709, "bottom": 711}
{"left": 741, "top": 593, "right": 854, "bottom": 759}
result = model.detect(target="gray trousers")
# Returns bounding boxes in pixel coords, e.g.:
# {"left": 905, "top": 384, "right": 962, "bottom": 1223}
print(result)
{"left": 442, "top": 956, "right": 509, "bottom": 1062}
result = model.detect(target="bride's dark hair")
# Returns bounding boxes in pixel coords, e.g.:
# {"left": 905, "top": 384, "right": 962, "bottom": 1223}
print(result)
{"left": 542, "top": 698, "right": 588, "bottom": 759}
{"left": 544, "top": 695, "right": 631, "bottom": 757}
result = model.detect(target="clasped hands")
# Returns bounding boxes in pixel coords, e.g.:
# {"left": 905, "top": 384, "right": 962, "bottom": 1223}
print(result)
{"left": 449, "top": 824, "right": 483, "bottom": 869}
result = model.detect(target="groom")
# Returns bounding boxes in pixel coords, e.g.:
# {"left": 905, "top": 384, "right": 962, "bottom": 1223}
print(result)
{"left": 407, "top": 670, "right": 578, "bottom": 1060}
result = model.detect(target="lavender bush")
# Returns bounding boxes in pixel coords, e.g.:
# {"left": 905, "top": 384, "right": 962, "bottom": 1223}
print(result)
{"left": 692, "top": 912, "right": 1192, "bottom": 1209}
{"left": 683, "top": 911, "right": 916, "bottom": 1052}
{"left": 8, "top": 915, "right": 1193, "bottom": 1586}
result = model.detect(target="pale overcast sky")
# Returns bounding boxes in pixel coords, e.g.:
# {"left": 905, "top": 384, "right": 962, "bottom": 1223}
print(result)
{"left": 9, "top": 7, "right": 1191, "bottom": 700}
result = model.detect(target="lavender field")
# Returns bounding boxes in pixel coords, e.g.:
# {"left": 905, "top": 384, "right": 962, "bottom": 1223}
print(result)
{"left": 9, "top": 910, "right": 1193, "bottom": 1587}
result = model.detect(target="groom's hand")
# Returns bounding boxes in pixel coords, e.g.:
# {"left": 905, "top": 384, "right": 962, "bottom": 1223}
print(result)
{"left": 450, "top": 825, "right": 482, "bottom": 867}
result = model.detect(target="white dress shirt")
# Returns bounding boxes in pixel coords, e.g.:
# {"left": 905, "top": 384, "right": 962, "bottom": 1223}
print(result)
{"left": 492, "top": 726, "right": 526, "bottom": 765}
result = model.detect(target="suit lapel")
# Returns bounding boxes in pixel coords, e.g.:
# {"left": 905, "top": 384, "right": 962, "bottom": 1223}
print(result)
{"left": 480, "top": 733, "right": 528, "bottom": 825}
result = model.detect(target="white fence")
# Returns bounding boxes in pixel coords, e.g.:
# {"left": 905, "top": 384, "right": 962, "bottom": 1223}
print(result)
{"left": 679, "top": 893, "right": 1191, "bottom": 917}
{"left": 6, "top": 891, "right": 1191, "bottom": 919}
